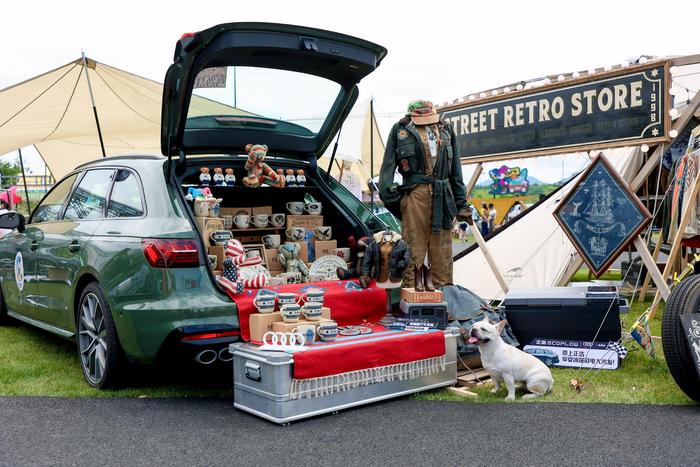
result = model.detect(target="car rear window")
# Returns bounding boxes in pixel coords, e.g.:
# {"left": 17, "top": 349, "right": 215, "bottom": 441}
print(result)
{"left": 107, "top": 170, "right": 144, "bottom": 218}
{"left": 64, "top": 169, "right": 115, "bottom": 220}
{"left": 186, "top": 66, "right": 341, "bottom": 135}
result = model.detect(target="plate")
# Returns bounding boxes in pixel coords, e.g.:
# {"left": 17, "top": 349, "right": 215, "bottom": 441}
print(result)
{"left": 308, "top": 255, "right": 347, "bottom": 281}
{"left": 238, "top": 264, "right": 272, "bottom": 283}
{"left": 339, "top": 328, "right": 360, "bottom": 336}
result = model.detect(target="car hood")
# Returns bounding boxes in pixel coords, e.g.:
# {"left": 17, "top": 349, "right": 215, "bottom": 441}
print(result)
{"left": 161, "top": 22, "right": 387, "bottom": 160}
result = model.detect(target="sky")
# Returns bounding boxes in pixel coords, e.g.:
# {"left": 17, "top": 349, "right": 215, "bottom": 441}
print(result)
{"left": 1, "top": 0, "right": 699, "bottom": 182}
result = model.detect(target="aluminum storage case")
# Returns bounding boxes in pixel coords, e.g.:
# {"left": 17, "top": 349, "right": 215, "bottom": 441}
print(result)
{"left": 231, "top": 328, "right": 459, "bottom": 424}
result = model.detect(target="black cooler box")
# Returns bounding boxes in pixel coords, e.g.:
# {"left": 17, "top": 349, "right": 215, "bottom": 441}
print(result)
{"left": 502, "top": 286, "right": 627, "bottom": 347}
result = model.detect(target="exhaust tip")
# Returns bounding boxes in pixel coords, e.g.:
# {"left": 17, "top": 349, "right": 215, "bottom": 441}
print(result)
{"left": 218, "top": 347, "right": 233, "bottom": 362}
{"left": 194, "top": 349, "right": 217, "bottom": 365}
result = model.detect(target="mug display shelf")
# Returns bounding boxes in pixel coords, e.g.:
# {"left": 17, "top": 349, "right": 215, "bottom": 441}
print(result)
{"left": 230, "top": 226, "right": 283, "bottom": 232}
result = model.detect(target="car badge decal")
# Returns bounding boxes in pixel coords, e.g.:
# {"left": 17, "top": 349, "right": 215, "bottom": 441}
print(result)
{"left": 14, "top": 251, "right": 24, "bottom": 292}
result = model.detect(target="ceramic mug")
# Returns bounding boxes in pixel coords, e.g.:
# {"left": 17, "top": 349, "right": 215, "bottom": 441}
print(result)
{"left": 193, "top": 200, "right": 210, "bottom": 217}
{"left": 209, "top": 230, "right": 232, "bottom": 246}
{"left": 313, "top": 226, "right": 332, "bottom": 241}
{"left": 261, "top": 234, "right": 281, "bottom": 249}
{"left": 304, "top": 201, "right": 322, "bottom": 215}
{"left": 277, "top": 292, "right": 301, "bottom": 306}
{"left": 254, "top": 296, "right": 276, "bottom": 314}
{"left": 317, "top": 321, "right": 338, "bottom": 342}
{"left": 286, "top": 202, "right": 304, "bottom": 215}
{"left": 285, "top": 227, "right": 305, "bottom": 241}
{"left": 280, "top": 304, "right": 302, "bottom": 323}
{"left": 207, "top": 254, "right": 217, "bottom": 270}
{"left": 270, "top": 213, "right": 286, "bottom": 227}
{"left": 233, "top": 214, "right": 250, "bottom": 229}
{"left": 302, "top": 301, "right": 323, "bottom": 321}
{"left": 222, "top": 215, "right": 234, "bottom": 229}
{"left": 294, "top": 324, "right": 316, "bottom": 344}
{"left": 332, "top": 247, "right": 351, "bottom": 262}
{"left": 301, "top": 288, "right": 324, "bottom": 305}
{"left": 209, "top": 202, "right": 221, "bottom": 218}
{"left": 252, "top": 214, "right": 269, "bottom": 228}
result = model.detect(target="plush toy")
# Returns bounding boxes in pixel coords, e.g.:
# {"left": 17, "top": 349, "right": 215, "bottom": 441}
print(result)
{"left": 199, "top": 167, "right": 211, "bottom": 186}
{"left": 224, "top": 168, "right": 236, "bottom": 186}
{"left": 277, "top": 242, "right": 309, "bottom": 283}
{"left": 285, "top": 169, "right": 297, "bottom": 187}
{"left": 212, "top": 167, "right": 225, "bottom": 186}
{"left": 242, "top": 144, "right": 285, "bottom": 188}
{"left": 218, "top": 239, "right": 268, "bottom": 295}
{"left": 296, "top": 169, "right": 306, "bottom": 187}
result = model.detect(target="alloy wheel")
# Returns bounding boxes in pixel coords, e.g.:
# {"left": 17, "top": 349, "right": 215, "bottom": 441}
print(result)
{"left": 78, "top": 292, "right": 108, "bottom": 385}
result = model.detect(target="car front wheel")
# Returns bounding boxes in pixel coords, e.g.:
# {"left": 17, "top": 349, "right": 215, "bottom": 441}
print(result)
{"left": 77, "top": 283, "right": 124, "bottom": 389}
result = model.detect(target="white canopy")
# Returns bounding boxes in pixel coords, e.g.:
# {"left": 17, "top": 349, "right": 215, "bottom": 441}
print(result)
{"left": 0, "top": 57, "right": 246, "bottom": 179}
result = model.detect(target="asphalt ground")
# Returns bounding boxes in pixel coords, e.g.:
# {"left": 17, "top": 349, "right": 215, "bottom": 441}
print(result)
{"left": 0, "top": 397, "right": 697, "bottom": 466}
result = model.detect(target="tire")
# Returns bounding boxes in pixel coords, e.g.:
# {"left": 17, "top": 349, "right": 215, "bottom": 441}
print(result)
{"left": 545, "top": 358, "right": 553, "bottom": 366}
{"left": 661, "top": 274, "right": 700, "bottom": 402}
{"left": 0, "top": 286, "right": 8, "bottom": 325}
{"left": 77, "top": 283, "right": 125, "bottom": 389}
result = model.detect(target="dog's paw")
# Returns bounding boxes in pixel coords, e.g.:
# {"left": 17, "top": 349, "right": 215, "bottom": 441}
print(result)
{"left": 505, "top": 395, "right": 515, "bottom": 401}
{"left": 490, "top": 388, "right": 499, "bottom": 394}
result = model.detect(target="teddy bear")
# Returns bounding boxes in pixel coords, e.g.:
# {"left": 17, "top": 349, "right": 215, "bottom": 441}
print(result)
{"left": 242, "top": 144, "right": 285, "bottom": 188}
{"left": 218, "top": 239, "right": 268, "bottom": 295}
{"left": 285, "top": 169, "right": 297, "bottom": 187}
{"left": 277, "top": 242, "right": 309, "bottom": 283}
{"left": 224, "top": 168, "right": 236, "bottom": 186}
{"left": 296, "top": 169, "right": 306, "bottom": 187}
{"left": 199, "top": 167, "right": 211, "bottom": 186}
{"left": 212, "top": 167, "right": 225, "bottom": 186}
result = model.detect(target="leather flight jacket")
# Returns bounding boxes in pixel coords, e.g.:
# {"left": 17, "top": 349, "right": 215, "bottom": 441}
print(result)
{"left": 378, "top": 117, "right": 468, "bottom": 232}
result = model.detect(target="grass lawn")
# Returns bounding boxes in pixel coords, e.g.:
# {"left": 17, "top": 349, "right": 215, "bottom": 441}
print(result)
{"left": 0, "top": 267, "right": 693, "bottom": 403}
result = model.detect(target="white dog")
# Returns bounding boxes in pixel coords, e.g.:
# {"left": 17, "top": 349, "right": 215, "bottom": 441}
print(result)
{"left": 469, "top": 317, "right": 553, "bottom": 401}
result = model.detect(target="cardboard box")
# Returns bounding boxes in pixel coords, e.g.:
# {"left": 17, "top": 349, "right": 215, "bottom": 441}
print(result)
{"left": 400, "top": 288, "right": 444, "bottom": 303}
{"left": 272, "top": 316, "right": 332, "bottom": 334}
{"left": 312, "top": 240, "right": 337, "bottom": 258}
{"left": 265, "top": 248, "right": 283, "bottom": 272}
{"left": 221, "top": 207, "right": 251, "bottom": 217}
{"left": 208, "top": 246, "right": 225, "bottom": 269}
{"left": 286, "top": 214, "right": 324, "bottom": 230}
{"left": 195, "top": 216, "right": 224, "bottom": 233}
{"left": 249, "top": 312, "right": 283, "bottom": 342}
{"left": 252, "top": 206, "right": 272, "bottom": 215}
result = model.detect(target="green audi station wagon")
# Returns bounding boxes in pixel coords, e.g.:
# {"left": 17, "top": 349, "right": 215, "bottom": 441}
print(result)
{"left": 0, "top": 23, "right": 387, "bottom": 388}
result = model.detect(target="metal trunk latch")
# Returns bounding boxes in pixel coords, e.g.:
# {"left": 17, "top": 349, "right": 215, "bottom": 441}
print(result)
{"left": 244, "top": 361, "right": 261, "bottom": 381}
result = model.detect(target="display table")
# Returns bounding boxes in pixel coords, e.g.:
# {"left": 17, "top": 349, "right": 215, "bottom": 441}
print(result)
{"left": 231, "top": 327, "right": 459, "bottom": 424}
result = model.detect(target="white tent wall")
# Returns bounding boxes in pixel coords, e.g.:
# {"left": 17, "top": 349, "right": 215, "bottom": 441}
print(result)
{"left": 453, "top": 147, "right": 642, "bottom": 301}
{"left": 0, "top": 58, "right": 249, "bottom": 179}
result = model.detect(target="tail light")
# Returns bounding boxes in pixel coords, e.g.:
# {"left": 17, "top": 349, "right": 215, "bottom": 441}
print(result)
{"left": 142, "top": 238, "right": 201, "bottom": 268}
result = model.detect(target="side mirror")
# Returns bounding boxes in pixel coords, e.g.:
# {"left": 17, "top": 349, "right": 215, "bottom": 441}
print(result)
{"left": 0, "top": 211, "right": 26, "bottom": 232}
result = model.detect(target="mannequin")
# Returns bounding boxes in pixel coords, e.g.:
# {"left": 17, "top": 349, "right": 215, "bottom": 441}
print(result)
{"left": 378, "top": 100, "right": 470, "bottom": 290}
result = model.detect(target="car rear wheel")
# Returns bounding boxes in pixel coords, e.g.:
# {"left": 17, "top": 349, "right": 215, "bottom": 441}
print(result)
{"left": 0, "top": 287, "right": 7, "bottom": 325}
{"left": 77, "top": 283, "right": 124, "bottom": 389}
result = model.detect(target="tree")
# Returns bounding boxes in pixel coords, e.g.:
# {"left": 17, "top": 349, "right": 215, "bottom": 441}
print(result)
{"left": 0, "top": 160, "right": 22, "bottom": 189}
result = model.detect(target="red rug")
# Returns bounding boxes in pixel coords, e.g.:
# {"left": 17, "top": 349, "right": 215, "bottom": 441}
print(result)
{"left": 227, "top": 279, "right": 388, "bottom": 341}
{"left": 292, "top": 327, "right": 446, "bottom": 380}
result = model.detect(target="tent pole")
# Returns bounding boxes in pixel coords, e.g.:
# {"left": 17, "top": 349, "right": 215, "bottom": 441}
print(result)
{"left": 81, "top": 52, "right": 106, "bottom": 158}
{"left": 17, "top": 149, "right": 31, "bottom": 214}
{"left": 370, "top": 98, "right": 375, "bottom": 214}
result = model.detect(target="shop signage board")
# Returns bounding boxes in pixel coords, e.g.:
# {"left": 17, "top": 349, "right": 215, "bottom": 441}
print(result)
{"left": 524, "top": 338, "right": 621, "bottom": 370}
{"left": 439, "top": 61, "right": 670, "bottom": 162}
{"left": 679, "top": 313, "right": 700, "bottom": 377}
{"left": 553, "top": 154, "right": 652, "bottom": 277}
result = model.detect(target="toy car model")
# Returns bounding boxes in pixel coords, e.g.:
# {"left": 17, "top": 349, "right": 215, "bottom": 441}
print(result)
{"left": 0, "top": 23, "right": 387, "bottom": 389}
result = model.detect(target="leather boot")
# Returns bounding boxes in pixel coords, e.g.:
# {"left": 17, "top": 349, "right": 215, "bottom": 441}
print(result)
{"left": 414, "top": 265, "right": 425, "bottom": 292}
{"left": 423, "top": 264, "right": 435, "bottom": 292}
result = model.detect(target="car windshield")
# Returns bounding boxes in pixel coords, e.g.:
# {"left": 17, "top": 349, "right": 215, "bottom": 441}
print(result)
{"left": 186, "top": 66, "right": 341, "bottom": 136}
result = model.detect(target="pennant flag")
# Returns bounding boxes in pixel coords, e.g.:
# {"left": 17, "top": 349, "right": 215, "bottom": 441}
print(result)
{"left": 630, "top": 312, "right": 656, "bottom": 358}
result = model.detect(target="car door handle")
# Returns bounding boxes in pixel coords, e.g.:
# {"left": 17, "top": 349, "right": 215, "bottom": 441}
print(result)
{"left": 68, "top": 241, "right": 81, "bottom": 253}
{"left": 29, "top": 242, "right": 38, "bottom": 252}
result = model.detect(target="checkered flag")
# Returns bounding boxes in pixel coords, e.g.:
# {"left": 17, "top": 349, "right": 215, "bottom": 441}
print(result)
{"left": 607, "top": 341, "right": 628, "bottom": 359}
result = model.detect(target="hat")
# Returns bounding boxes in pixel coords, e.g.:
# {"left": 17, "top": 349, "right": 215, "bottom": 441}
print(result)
{"left": 406, "top": 100, "right": 439, "bottom": 125}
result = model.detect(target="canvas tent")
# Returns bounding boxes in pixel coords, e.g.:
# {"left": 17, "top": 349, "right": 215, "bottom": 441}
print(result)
{"left": 0, "top": 57, "right": 248, "bottom": 179}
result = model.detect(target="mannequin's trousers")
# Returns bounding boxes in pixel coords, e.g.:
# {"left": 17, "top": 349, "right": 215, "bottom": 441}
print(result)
{"left": 400, "top": 184, "right": 453, "bottom": 288}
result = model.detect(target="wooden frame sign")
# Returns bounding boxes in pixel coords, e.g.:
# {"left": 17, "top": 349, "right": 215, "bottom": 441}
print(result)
{"left": 440, "top": 61, "right": 670, "bottom": 162}
{"left": 553, "top": 154, "right": 652, "bottom": 277}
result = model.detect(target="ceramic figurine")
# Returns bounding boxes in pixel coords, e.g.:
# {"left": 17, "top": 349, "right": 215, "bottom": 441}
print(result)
{"left": 218, "top": 239, "right": 268, "bottom": 295}
{"left": 277, "top": 242, "right": 309, "bottom": 282}
{"left": 242, "top": 144, "right": 285, "bottom": 188}
{"left": 296, "top": 169, "right": 306, "bottom": 187}
{"left": 224, "top": 168, "right": 236, "bottom": 186}
{"left": 199, "top": 167, "right": 211, "bottom": 186}
{"left": 212, "top": 167, "right": 225, "bottom": 186}
{"left": 285, "top": 169, "right": 297, "bottom": 187}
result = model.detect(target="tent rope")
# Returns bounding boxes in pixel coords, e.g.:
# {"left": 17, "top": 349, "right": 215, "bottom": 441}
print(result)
{"left": 41, "top": 66, "right": 83, "bottom": 141}
{"left": 93, "top": 68, "right": 159, "bottom": 126}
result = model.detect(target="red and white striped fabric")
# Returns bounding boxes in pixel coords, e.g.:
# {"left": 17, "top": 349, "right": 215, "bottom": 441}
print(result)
{"left": 243, "top": 273, "right": 267, "bottom": 289}
{"left": 225, "top": 239, "right": 246, "bottom": 258}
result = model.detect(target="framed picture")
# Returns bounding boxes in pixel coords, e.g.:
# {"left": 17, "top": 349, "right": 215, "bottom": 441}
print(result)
{"left": 553, "top": 154, "right": 652, "bottom": 278}
{"left": 244, "top": 244, "right": 267, "bottom": 269}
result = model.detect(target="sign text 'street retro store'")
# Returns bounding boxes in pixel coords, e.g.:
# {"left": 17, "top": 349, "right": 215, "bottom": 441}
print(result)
{"left": 439, "top": 61, "right": 670, "bottom": 161}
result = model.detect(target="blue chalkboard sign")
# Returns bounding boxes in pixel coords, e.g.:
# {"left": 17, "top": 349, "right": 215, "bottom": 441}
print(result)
{"left": 554, "top": 155, "right": 652, "bottom": 277}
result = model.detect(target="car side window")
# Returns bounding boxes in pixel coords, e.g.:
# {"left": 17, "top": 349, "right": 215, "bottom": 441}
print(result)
{"left": 30, "top": 173, "right": 79, "bottom": 224}
{"left": 64, "top": 169, "right": 115, "bottom": 220}
{"left": 107, "top": 170, "right": 144, "bottom": 218}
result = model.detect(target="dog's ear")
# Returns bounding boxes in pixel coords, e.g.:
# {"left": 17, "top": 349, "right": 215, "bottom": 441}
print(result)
{"left": 496, "top": 320, "right": 507, "bottom": 334}
{"left": 481, "top": 316, "right": 490, "bottom": 323}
